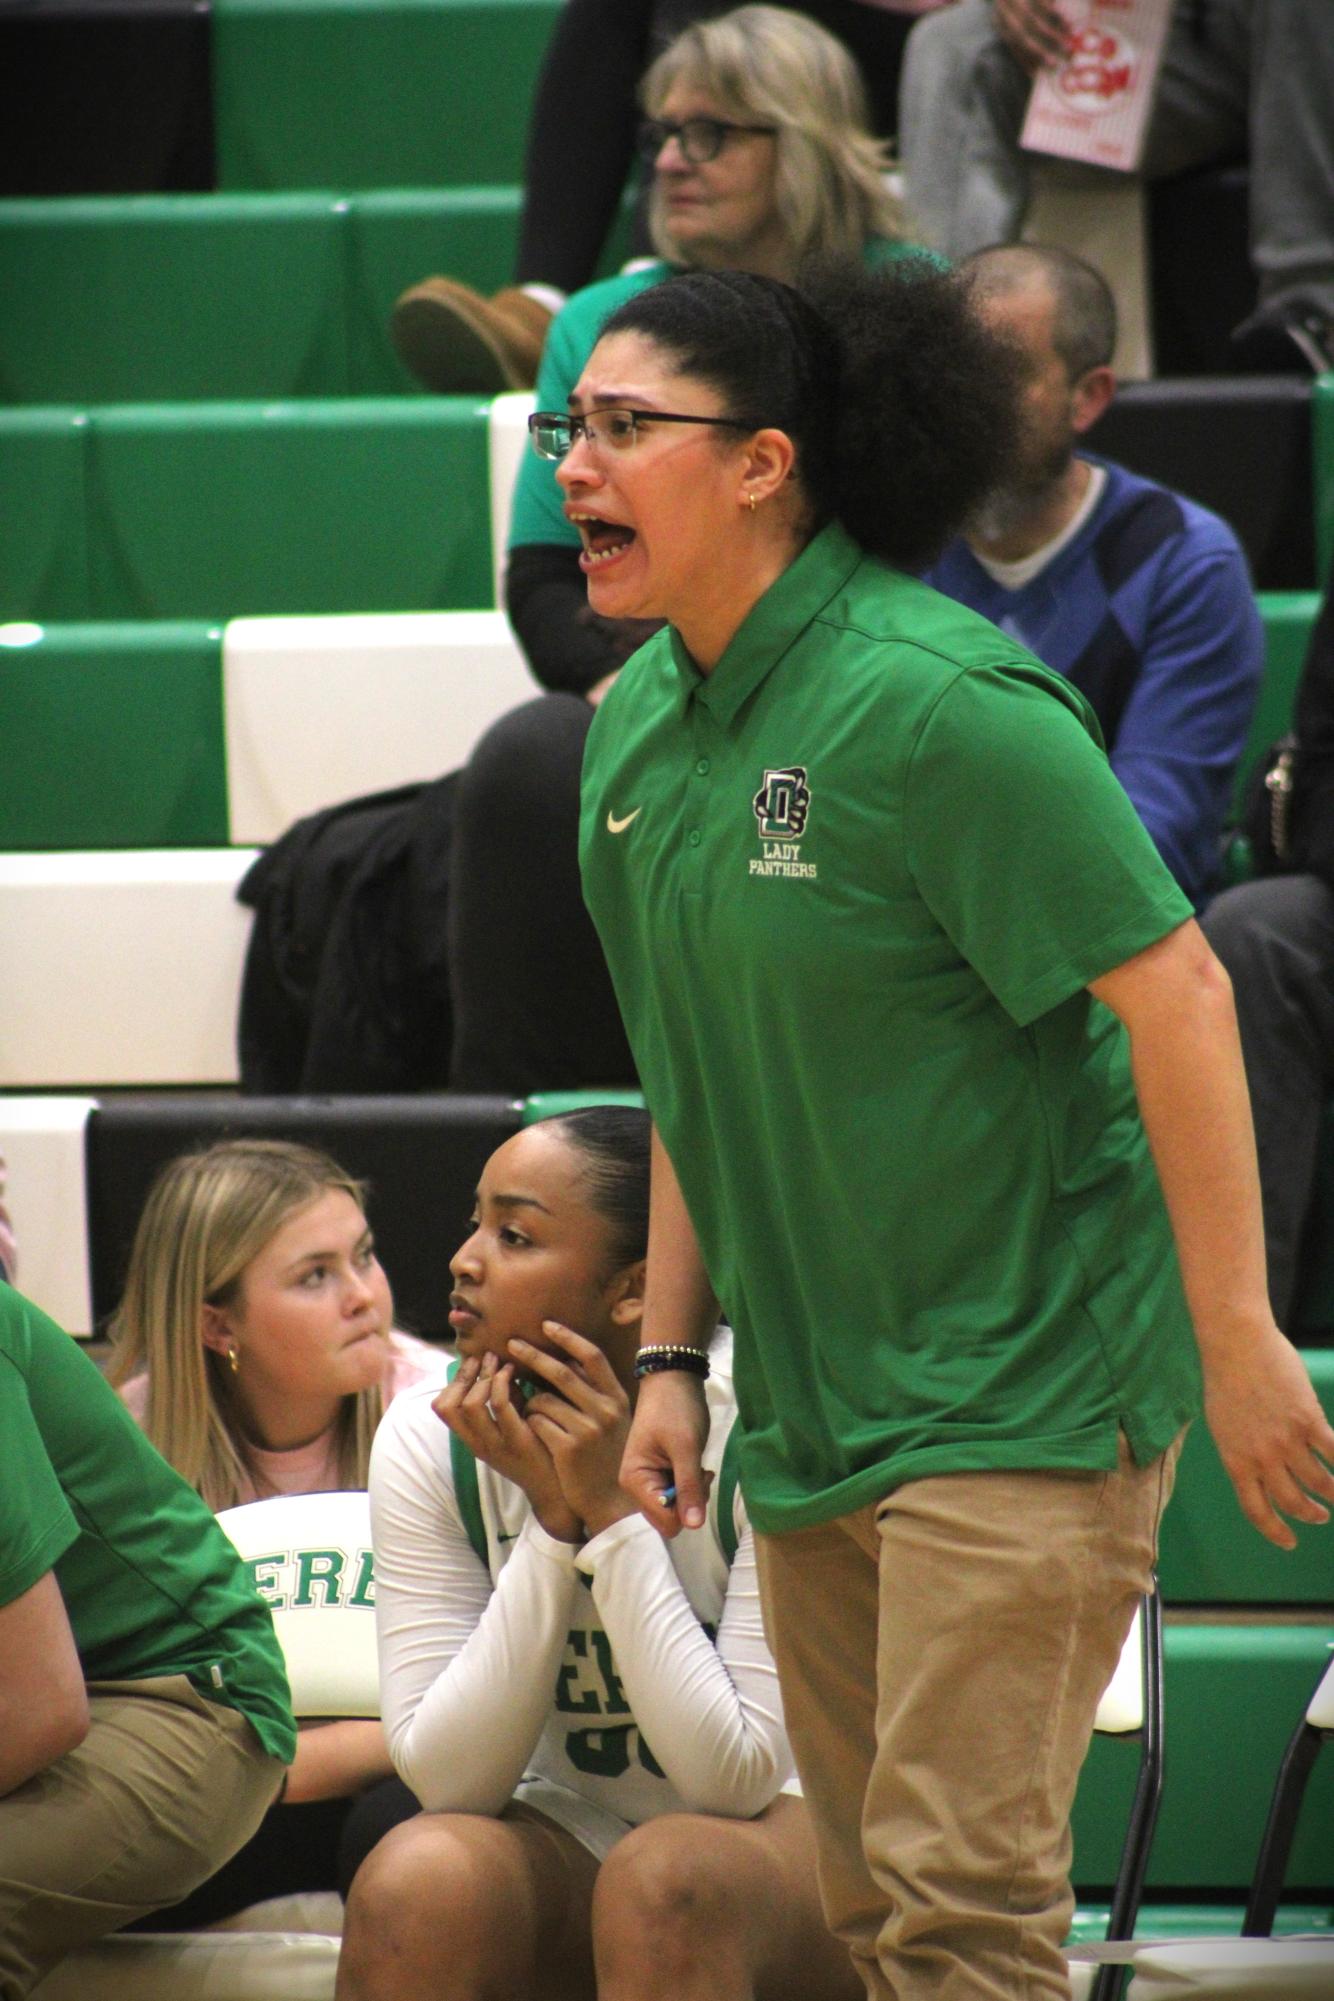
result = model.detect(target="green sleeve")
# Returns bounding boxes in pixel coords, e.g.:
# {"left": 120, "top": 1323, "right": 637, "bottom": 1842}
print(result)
{"left": 904, "top": 660, "right": 1194, "bottom": 1026}
{"left": 867, "top": 238, "right": 949, "bottom": 274}
{"left": 0, "top": 1359, "right": 79, "bottom": 1608}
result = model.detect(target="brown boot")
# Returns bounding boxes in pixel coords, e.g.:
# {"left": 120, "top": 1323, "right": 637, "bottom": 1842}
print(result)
{"left": 391, "top": 280, "right": 552, "bottom": 393}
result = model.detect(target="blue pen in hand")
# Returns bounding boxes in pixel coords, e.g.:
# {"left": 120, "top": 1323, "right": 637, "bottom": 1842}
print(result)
{"left": 658, "top": 1483, "right": 676, "bottom": 1508}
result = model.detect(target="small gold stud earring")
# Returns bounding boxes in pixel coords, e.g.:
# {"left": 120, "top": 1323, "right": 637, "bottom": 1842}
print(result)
{"left": 227, "top": 1343, "right": 240, "bottom": 1375}
{"left": 748, "top": 491, "right": 757, "bottom": 514}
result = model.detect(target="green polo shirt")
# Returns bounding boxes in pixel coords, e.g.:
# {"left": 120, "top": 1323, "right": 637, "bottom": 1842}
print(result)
{"left": 0, "top": 1285, "right": 296, "bottom": 1761}
{"left": 580, "top": 521, "right": 1202, "bottom": 1533}
{"left": 508, "top": 241, "right": 941, "bottom": 556}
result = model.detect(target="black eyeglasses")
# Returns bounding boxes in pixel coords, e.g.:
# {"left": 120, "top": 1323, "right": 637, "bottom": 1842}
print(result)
{"left": 637, "top": 116, "right": 778, "bottom": 165}
{"left": 528, "top": 408, "right": 754, "bottom": 461}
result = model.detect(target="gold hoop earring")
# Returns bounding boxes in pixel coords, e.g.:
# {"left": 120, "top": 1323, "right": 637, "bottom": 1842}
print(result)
{"left": 227, "top": 1343, "right": 240, "bottom": 1375}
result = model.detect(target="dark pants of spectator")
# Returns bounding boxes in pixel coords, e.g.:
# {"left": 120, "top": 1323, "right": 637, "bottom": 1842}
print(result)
{"left": 124, "top": 1776, "right": 420, "bottom": 1927}
{"left": 447, "top": 694, "right": 637, "bottom": 1094}
{"left": 1202, "top": 872, "right": 1334, "bottom": 1327}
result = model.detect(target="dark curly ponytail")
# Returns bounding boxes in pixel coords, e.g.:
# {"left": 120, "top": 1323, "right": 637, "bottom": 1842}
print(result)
{"left": 600, "top": 261, "right": 1023, "bottom": 570}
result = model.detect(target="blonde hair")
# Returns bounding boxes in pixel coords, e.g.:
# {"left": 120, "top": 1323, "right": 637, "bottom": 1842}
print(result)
{"left": 108, "top": 1138, "right": 384, "bottom": 1510}
{"left": 642, "top": 4, "right": 904, "bottom": 274}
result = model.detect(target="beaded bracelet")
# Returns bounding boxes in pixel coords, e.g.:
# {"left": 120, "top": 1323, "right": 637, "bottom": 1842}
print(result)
{"left": 632, "top": 1343, "right": 711, "bottom": 1380}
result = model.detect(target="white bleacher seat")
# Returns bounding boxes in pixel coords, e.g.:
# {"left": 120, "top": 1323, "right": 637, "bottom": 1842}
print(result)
{"left": 0, "top": 1095, "right": 96, "bottom": 1332}
{"left": 1096, "top": 1598, "right": 1146, "bottom": 1736}
{"left": 1126, "top": 1937, "right": 1334, "bottom": 1995}
{"left": 1306, "top": 1657, "right": 1334, "bottom": 1732}
{"left": 1069, "top": 1946, "right": 1140, "bottom": 2000}
{"left": 0, "top": 850, "right": 255, "bottom": 1087}
{"left": 488, "top": 390, "right": 536, "bottom": 605}
{"left": 1066, "top": 1595, "right": 1161, "bottom": 2001}
{"left": 30, "top": 1929, "right": 342, "bottom": 2000}
{"left": 223, "top": 610, "right": 536, "bottom": 844}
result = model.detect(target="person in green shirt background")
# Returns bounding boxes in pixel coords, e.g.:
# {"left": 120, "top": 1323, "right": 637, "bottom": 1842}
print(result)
{"left": 537, "top": 262, "right": 1334, "bottom": 1999}
{"left": 0, "top": 1284, "right": 295, "bottom": 1998}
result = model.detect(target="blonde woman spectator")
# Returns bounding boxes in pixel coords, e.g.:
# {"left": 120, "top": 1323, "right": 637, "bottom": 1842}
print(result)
{"left": 391, "top": 0, "right": 937, "bottom": 395}
{"left": 111, "top": 1137, "right": 445, "bottom": 1507}
{"left": 108, "top": 1137, "right": 447, "bottom": 1922}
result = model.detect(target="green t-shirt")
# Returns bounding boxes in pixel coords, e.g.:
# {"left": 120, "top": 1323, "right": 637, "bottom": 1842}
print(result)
{"left": 580, "top": 522, "right": 1202, "bottom": 1533}
{"left": 508, "top": 242, "right": 940, "bottom": 556}
{"left": 0, "top": 1286, "right": 296, "bottom": 1761}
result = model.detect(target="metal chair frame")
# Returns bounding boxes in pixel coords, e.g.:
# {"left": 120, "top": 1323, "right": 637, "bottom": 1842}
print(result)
{"left": 1088, "top": 1582, "right": 1166, "bottom": 2001}
{"left": 1243, "top": 1657, "right": 1334, "bottom": 1937}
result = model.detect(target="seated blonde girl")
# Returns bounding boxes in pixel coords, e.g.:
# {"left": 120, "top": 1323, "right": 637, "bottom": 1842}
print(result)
{"left": 109, "top": 1137, "right": 448, "bottom": 1920}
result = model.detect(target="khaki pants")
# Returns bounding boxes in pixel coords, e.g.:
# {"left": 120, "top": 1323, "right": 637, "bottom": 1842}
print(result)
{"left": 0, "top": 1674, "right": 284, "bottom": 1999}
{"left": 755, "top": 1432, "right": 1181, "bottom": 2001}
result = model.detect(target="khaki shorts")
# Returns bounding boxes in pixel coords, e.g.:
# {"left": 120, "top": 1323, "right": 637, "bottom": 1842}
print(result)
{"left": 0, "top": 1673, "right": 284, "bottom": 1999}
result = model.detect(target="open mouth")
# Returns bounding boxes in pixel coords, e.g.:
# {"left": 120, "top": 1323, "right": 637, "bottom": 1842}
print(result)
{"left": 569, "top": 512, "right": 637, "bottom": 569}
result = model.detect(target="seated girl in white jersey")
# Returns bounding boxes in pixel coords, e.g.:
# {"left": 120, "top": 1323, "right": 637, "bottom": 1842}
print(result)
{"left": 337, "top": 1106, "right": 858, "bottom": 2001}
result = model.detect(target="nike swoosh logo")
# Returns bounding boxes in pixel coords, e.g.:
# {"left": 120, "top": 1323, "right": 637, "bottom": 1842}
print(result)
{"left": 607, "top": 807, "right": 642, "bottom": 834}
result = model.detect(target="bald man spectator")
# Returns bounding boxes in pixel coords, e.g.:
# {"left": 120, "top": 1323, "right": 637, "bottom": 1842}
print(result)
{"left": 925, "top": 245, "right": 1262, "bottom": 903}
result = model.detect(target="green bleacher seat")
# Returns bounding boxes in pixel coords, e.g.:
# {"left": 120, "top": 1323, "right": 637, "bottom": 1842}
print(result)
{"left": 1157, "top": 1351, "right": 1334, "bottom": 1603}
{"left": 344, "top": 189, "right": 524, "bottom": 393}
{"left": 1237, "top": 593, "right": 1323, "bottom": 797}
{"left": 0, "top": 196, "right": 348, "bottom": 405}
{"left": 522, "top": 1089, "right": 646, "bottom": 1124}
{"left": 0, "top": 409, "right": 90, "bottom": 620}
{"left": 0, "top": 610, "right": 536, "bottom": 852}
{"left": 212, "top": 0, "right": 560, "bottom": 191}
{"left": 1223, "top": 592, "right": 1318, "bottom": 880}
{"left": 0, "top": 191, "right": 535, "bottom": 405}
{"left": 1066, "top": 1903, "right": 1334, "bottom": 1948}
{"left": 72, "top": 398, "right": 490, "bottom": 620}
{"left": 0, "top": 622, "right": 227, "bottom": 848}
{"left": 1316, "top": 376, "right": 1334, "bottom": 582}
{"left": 1071, "top": 1623, "right": 1334, "bottom": 1892}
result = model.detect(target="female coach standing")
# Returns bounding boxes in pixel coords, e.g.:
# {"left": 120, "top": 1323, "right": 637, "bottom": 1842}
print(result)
{"left": 540, "top": 264, "right": 1334, "bottom": 2000}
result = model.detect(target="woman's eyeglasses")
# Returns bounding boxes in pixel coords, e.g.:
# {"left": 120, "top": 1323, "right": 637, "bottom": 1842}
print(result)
{"left": 637, "top": 116, "right": 778, "bottom": 165}
{"left": 528, "top": 408, "right": 753, "bottom": 461}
